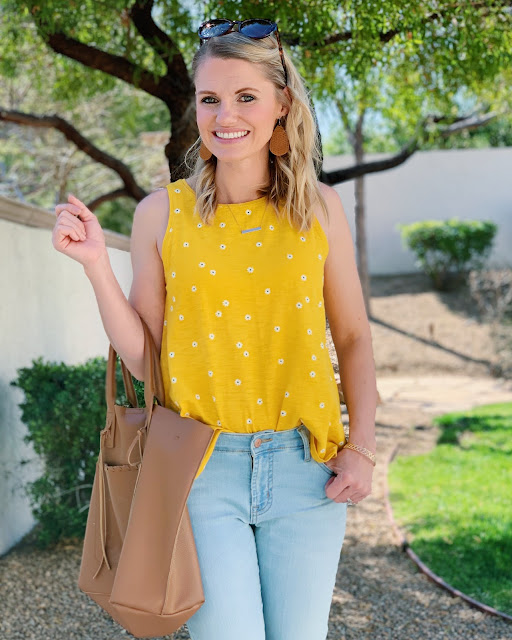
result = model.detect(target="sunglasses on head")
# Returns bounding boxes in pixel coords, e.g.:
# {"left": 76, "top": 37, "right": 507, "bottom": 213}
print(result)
{"left": 197, "top": 18, "right": 288, "bottom": 86}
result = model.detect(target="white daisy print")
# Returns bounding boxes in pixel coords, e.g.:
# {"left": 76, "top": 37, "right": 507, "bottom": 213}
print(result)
{"left": 278, "top": 358, "right": 284, "bottom": 364}
{"left": 245, "top": 314, "right": 251, "bottom": 320}
{"left": 169, "top": 352, "right": 175, "bottom": 358}
{"left": 171, "top": 272, "right": 176, "bottom": 278}
{"left": 171, "top": 377, "right": 177, "bottom": 383}
{"left": 174, "top": 188, "right": 181, "bottom": 193}
{"left": 169, "top": 227, "right": 173, "bottom": 233}
{"left": 170, "top": 305, "right": 173, "bottom": 311}
{"left": 243, "top": 351, "right": 249, "bottom": 357}
{"left": 305, "top": 296, "right": 310, "bottom": 303}
{"left": 191, "top": 285, "right": 197, "bottom": 292}
{"left": 164, "top": 320, "right": 167, "bottom": 326}
{"left": 172, "top": 296, "right": 175, "bottom": 302}
{"left": 320, "top": 342, "right": 325, "bottom": 349}
{"left": 287, "top": 254, "right": 293, "bottom": 259}
{"left": 208, "top": 370, "right": 213, "bottom": 377}
{"left": 175, "top": 208, "right": 181, "bottom": 213}
{"left": 318, "top": 254, "right": 323, "bottom": 260}
{"left": 274, "top": 326, "right": 280, "bottom": 332}
{"left": 247, "top": 418, "right": 252, "bottom": 424}
{"left": 257, "top": 398, "right": 263, "bottom": 405}
{"left": 179, "top": 314, "right": 184, "bottom": 321}
{"left": 209, "top": 333, "right": 215, "bottom": 339}
{"left": 319, "top": 402, "right": 325, "bottom": 408}
{"left": 220, "top": 222, "right": 226, "bottom": 228}
{"left": 301, "top": 274, "right": 307, "bottom": 281}
{"left": 183, "top": 241, "right": 189, "bottom": 247}
{"left": 300, "top": 236, "right": 306, "bottom": 242}
{"left": 192, "top": 341, "right": 198, "bottom": 347}
{"left": 269, "top": 225, "right": 274, "bottom": 230}
{"left": 256, "top": 242, "right": 262, "bottom": 247}
{"left": 265, "top": 288, "right": 271, "bottom": 294}
{"left": 246, "top": 209, "right": 252, "bottom": 215}
{"left": 220, "top": 244, "right": 226, "bottom": 250}
{"left": 280, "top": 410, "right": 287, "bottom": 416}
{"left": 217, "top": 420, "right": 221, "bottom": 426}
{"left": 284, "top": 391, "right": 290, "bottom": 398}
{"left": 247, "top": 267, "right": 254, "bottom": 273}
{"left": 235, "top": 379, "right": 242, "bottom": 386}
{"left": 199, "top": 262, "right": 206, "bottom": 268}
{"left": 222, "top": 300, "right": 229, "bottom": 306}
{"left": 310, "top": 371, "right": 316, "bottom": 377}
{"left": 307, "top": 329, "right": 313, "bottom": 335}
{"left": 312, "top": 354, "right": 317, "bottom": 361}
{"left": 195, "top": 394, "right": 200, "bottom": 400}
{"left": 210, "top": 269, "right": 216, "bottom": 275}
{"left": 197, "top": 223, "right": 202, "bottom": 228}
{"left": 236, "top": 342, "right": 243, "bottom": 348}
{"left": 296, "top": 302, "right": 303, "bottom": 308}
{"left": 320, "top": 448, "right": 326, "bottom": 453}
{"left": 215, "top": 311, "right": 222, "bottom": 317}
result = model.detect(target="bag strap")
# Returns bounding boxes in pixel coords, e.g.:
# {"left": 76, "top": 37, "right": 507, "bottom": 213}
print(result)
{"left": 105, "top": 316, "right": 165, "bottom": 414}
{"left": 106, "top": 345, "right": 138, "bottom": 411}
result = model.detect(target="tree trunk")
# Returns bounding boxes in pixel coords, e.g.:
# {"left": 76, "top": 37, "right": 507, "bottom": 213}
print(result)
{"left": 354, "top": 111, "right": 372, "bottom": 316}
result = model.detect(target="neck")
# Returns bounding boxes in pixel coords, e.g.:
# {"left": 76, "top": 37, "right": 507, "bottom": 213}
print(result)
{"left": 215, "top": 151, "right": 270, "bottom": 204}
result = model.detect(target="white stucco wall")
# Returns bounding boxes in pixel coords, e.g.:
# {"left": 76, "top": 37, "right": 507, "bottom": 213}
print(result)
{"left": 0, "top": 216, "right": 132, "bottom": 557}
{"left": 324, "top": 147, "right": 512, "bottom": 274}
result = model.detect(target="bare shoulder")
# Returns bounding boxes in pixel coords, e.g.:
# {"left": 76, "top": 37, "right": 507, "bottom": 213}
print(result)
{"left": 315, "top": 181, "right": 347, "bottom": 245}
{"left": 132, "top": 187, "right": 170, "bottom": 259}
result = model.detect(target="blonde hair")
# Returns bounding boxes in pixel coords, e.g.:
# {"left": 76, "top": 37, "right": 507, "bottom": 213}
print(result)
{"left": 185, "top": 31, "right": 329, "bottom": 233}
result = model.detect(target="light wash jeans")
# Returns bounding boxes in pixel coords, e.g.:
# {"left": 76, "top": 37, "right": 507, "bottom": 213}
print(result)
{"left": 185, "top": 424, "right": 348, "bottom": 640}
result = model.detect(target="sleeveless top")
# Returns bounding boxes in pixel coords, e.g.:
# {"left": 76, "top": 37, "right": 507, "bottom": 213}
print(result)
{"left": 159, "top": 178, "right": 347, "bottom": 479}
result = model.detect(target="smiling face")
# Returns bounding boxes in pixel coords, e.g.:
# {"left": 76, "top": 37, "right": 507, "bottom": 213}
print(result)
{"left": 195, "top": 56, "right": 288, "bottom": 162}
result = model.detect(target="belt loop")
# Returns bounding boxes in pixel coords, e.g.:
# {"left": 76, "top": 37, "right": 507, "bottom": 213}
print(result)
{"left": 297, "top": 424, "right": 311, "bottom": 461}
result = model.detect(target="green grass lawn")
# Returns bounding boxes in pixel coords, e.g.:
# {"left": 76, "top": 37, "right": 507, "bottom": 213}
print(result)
{"left": 388, "top": 402, "right": 512, "bottom": 614}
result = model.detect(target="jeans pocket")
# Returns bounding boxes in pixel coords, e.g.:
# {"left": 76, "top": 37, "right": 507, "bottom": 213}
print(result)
{"left": 312, "top": 459, "right": 335, "bottom": 476}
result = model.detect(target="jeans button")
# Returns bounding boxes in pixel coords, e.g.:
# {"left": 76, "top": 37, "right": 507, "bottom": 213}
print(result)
{"left": 254, "top": 438, "right": 262, "bottom": 448}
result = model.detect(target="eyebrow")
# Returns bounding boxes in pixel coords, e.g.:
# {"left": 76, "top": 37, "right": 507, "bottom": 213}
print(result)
{"left": 197, "top": 87, "right": 261, "bottom": 95}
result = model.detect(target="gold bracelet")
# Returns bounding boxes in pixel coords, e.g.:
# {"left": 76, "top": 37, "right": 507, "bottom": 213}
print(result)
{"left": 342, "top": 442, "right": 376, "bottom": 466}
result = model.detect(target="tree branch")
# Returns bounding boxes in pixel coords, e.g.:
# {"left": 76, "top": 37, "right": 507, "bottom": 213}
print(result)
{"left": 284, "top": 1, "right": 509, "bottom": 48}
{"left": 321, "top": 110, "right": 507, "bottom": 185}
{"left": 0, "top": 107, "right": 147, "bottom": 207}
{"left": 128, "top": 0, "right": 191, "bottom": 92}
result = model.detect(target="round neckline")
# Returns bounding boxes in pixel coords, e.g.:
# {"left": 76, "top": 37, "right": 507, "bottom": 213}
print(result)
{"left": 181, "top": 178, "right": 268, "bottom": 209}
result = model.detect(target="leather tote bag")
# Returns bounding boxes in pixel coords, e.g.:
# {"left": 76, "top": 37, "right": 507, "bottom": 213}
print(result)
{"left": 78, "top": 317, "right": 215, "bottom": 638}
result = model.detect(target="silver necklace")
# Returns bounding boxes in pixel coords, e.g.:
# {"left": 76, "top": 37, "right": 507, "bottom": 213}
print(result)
{"left": 224, "top": 199, "right": 269, "bottom": 234}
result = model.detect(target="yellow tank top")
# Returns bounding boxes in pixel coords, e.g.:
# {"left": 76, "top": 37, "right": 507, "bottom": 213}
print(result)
{"left": 160, "top": 178, "right": 347, "bottom": 479}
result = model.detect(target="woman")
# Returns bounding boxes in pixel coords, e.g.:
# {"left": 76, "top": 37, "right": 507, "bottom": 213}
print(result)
{"left": 52, "top": 18, "right": 377, "bottom": 640}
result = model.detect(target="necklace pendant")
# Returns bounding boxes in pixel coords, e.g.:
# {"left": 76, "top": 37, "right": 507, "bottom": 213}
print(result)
{"left": 241, "top": 226, "right": 262, "bottom": 234}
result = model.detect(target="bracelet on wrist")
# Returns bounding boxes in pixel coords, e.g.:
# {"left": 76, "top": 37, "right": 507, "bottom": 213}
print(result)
{"left": 341, "top": 441, "right": 376, "bottom": 466}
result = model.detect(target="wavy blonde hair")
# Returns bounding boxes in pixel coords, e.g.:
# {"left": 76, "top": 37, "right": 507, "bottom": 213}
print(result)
{"left": 185, "top": 30, "right": 328, "bottom": 233}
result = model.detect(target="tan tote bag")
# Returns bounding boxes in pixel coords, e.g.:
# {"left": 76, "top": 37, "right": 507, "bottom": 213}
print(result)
{"left": 78, "top": 318, "right": 215, "bottom": 638}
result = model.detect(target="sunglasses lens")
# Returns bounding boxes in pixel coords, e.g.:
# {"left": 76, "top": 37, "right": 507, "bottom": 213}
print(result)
{"left": 199, "top": 19, "right": 232, "bottom": 38}
{"left": 239, "top": 20, "right": 276, "bottom": 38}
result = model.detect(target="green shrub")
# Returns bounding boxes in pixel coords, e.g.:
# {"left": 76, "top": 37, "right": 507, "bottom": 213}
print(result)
{"left": 398, "top": 218, "right": 497, "bottom": 290}
{"left": 10, "top": 355, "right": 144, "bottom": 548}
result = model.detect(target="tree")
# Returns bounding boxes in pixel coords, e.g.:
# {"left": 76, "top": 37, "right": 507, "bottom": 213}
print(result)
{"left": 1, "top": 1, "right": 512, "bottom": 305}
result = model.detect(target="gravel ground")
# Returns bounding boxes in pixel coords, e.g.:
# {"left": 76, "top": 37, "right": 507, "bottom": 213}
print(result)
{"left": 1, "top": 273, "right": 510, "bottom": 639}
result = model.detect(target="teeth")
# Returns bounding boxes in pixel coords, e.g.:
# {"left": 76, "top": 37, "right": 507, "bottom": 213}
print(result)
{"left": 215, "top": 131, "right": 249, "bottom": 139}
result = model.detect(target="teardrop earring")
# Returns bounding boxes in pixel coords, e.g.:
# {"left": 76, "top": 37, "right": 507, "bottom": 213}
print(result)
{"left": 199, "top": 140, "right": 213, "bottom": 161}
{"left": 269, "top": 118, "right": 290, "bottom": 156}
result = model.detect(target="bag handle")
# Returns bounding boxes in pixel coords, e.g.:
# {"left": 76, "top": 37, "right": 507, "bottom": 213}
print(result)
{"left": 106, "top": 346, "right": 139, "bottom": 410}
{"left": 105, "top": 316, "right": 165, "bottom": 414}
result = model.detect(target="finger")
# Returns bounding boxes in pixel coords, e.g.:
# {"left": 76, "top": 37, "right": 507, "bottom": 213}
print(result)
{"left": 55, "top": 202, "right": 81, "bottom": 216}
{"left": 56, "top": 211, "right": 86, "bottom": 236}
{"left": 67, "top": 194, "right": 94, "bottom": 220}
{"left": 56, "top": 221, "right": 84, "bottom": 243}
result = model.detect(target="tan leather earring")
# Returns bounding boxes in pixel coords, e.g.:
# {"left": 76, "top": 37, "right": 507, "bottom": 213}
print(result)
{"left": 199, "top": 140, "right": 213, "bottom": 161}
{"left": 269, "top": 118, "right": 290, "bottom": 156}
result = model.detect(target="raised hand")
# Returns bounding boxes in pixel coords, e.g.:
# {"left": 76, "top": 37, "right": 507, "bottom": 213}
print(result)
{"left": 52, "top": 194, "right": 107, "bottom": 268}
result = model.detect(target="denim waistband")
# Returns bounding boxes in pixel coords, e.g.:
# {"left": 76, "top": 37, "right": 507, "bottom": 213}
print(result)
{"left": 213, "top": 425, "right": 312, "bottom": 461}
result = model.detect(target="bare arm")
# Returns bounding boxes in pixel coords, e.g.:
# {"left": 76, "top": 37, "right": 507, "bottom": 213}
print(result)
{"left": 319, "top": 182, "right": 377, "bottom": 452}
{"left": 53, "top": 188, "right": 168, "bottom": 381}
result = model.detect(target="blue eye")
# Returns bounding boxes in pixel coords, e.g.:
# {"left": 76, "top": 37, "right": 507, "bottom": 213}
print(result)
{"left": 240, "top": 95, "right": 255, "bottom": 102}
{"left": 201, "top": 96, "right": 217, "bottom": 104}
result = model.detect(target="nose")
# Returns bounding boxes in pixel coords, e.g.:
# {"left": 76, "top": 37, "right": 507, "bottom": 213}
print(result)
{"left": 216, "top": 101, "right": 238, "bottom": 126}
